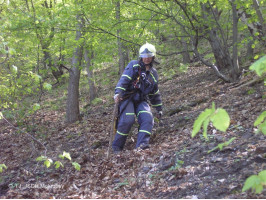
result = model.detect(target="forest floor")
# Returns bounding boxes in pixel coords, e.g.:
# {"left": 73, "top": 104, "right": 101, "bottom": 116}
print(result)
{"left": 0, "top": 64, "right": 265, "bottom": 198}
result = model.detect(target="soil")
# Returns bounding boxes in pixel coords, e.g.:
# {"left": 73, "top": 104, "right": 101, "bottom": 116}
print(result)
{"left": 0, "top": 65, "right": 265, "bottom": 198}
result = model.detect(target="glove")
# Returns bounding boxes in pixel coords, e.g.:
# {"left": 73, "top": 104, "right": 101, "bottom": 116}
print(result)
{"left": 156, "top": 111, "right": 163, "bottom": 119}
{"left": 114, "top": 94, "right": 122, "bottom": 103}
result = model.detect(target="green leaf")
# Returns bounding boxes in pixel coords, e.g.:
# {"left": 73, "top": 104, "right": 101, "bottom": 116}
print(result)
{"left": 54, "top": 161, "right": 64, "bottom": 169}
{"left": 72, "top": 162, "right": 81, "bottom": 171}
{"left": 36, "top": 156, "right": 46, "bottom": 161}
{"left": 0, "top": 112, "right": 3, "bottom": 120}
{"left": 44, "top": 159, "right": 53, "bottom": 168}
{"left": 43, "top": 82, "right": 52, "bottom": 91}
{"left": 255, "top": 184, "right": 263, "bottom": 194}
{"left": 0, "top": 164, "right": 7, "bottom": 173}
{"left": 254, "top": 111, "right": 266, "bottom": 126}
{"left": 249, "top": 55, "right": 266, "bottom": 76}
{"left": 211, "top": 108, "right": 230, "bottom": 132}
{"left": 259, "top": 120, "right": 266, "bottom": 135}
{"left": 192, "top": 108, "right": 213, "bottom": 138}
{"left": 225, "top": 137, "right": 236, "bottom": 145}
{"left": 11, "top": 65, "right": 17, "bottom": 74}
{"left": 33, "top": 74, "right": 42, "bottom": 82}
{"left": 33, "top": 103, "right": 41, "bottom": 112}
{"left": 258, "top": 170, "right": 266, "bottom": 184}
{"left": 218, "top": 143, "right": 224, "bottom": 150}
{"left": 59, "top": 151, "right": 72, "bottom": 160}
{"left": 63, "top": 151, "right": 71, "bottom": 161}
{"left": 242, "top": 175, "right": 260, "bottom": 192}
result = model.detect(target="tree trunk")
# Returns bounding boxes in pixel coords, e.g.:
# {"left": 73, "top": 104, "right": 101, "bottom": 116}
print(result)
{"left": 66, "top": 15, "right": 83, "bottom": 123}
{"left": 84, "top": 48, "right": 97, "bottom": 102}
{"left": 116, "top": 0, "right": 125, "bottom": 75}
{"left": 43, "top": 49, "right": 63, "bottom": 83}
{"left": 180, "top": 37, "right": 190, "bottom": 63}
{"left": 252, "top": 0, "right": 266, "bottom": 37}
{"left": 230, "top": 0, "right": 240, "bottom": 81}
{"left": 201, "top": 3, "right": 232, "bottom": 70}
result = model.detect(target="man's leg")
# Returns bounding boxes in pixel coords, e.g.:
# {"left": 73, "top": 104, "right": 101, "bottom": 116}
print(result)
{"left": 135, "top": 101, "right": 154, "bottom": 149}
{"left": 112, "top": 99, "right": 135, "bottom": 152}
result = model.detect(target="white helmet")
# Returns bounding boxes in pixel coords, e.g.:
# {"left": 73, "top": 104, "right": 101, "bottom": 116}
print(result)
{"left": 139, "top": 42, "right": 156, "bottom": 58}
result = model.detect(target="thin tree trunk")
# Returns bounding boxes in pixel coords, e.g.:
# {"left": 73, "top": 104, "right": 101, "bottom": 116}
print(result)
{"left": 66, "top": 15, "right": 83, "bottom": 123}
{"left": 181, "top": 37, "right": 190, "bottom": 63}
{"left": 84, "top": 48, "right": 97, "bottom": 102}
{"left": 116, "top": 0, "right": 125, "bottom": 75}
{"left": 231, "top": 0, "right": 240, "bottom": 81}
{"left": 252, "top": 0, "right": 266, "bottom": 36}
{"left": 201, "top": 3, "right": 232, "bottom": 70}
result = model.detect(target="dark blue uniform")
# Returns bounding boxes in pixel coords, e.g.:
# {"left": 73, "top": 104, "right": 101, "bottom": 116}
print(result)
{"left": 112, "top": 60, "right": 162, "bottom": 151}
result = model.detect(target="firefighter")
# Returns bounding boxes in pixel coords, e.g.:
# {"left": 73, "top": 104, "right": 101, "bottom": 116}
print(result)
{"left": 112, "top": 42, "right": 163, "bottom": 153}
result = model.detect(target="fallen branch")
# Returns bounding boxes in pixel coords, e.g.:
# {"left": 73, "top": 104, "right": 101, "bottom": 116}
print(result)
{"left": 229, "top": 74, "right": 265, "bottom": 90}
{"left": 1, "top": 115, "right": 47, "bottom": 156}
{"left": 166, "top": 98, "right": 208, "bottom": 116}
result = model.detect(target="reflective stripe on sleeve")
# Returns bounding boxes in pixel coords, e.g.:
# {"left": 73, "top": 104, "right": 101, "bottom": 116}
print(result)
{"left": 150, "top": 73, "right": 157, "bottom": 83}
{"left": 122, "top": 74, "right": 132, "bottom": 80}
{"left": 133, "top": 64, "right": 140, "bottom": 68}
{"left": 115, "top": 87, "right": 126, "bottom": 91}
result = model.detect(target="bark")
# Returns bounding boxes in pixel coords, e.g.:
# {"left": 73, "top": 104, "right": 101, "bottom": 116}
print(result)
{"left": 231, "top": 0, "right": 240, "bottom": 81}
{"left": 116, "top": 0, "right": 125, "bottom": 75}
{"left": 66, "top": 15, "right": 83, "bottom": 123}
{"left": 252, "top": 0, "right": 266, "bottom": 37}
{"left": 246, "top": 40, "right": 254, "bottom": 59}
{"left": 180, "top": 37, "right": 190, "bottom": 63}
{"left": 201, "top": 3, "right": 232, "bottom": 70}
{"left": 84, "top": 48, "right": 97, "bottom": 102}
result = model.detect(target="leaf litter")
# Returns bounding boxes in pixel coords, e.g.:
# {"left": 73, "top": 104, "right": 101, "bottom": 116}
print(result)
{"left": 0, "top": 65, "right": 265, "bottom": 198}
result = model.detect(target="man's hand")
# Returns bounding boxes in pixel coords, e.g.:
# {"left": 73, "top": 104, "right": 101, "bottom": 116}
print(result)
{"left": 114, "top": 94, "right": 123, "bottom": 103}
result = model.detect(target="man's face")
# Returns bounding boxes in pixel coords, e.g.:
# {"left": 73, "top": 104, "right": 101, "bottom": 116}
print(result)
{"left": 142, "top": 57, "right": 153, "bottom": 65}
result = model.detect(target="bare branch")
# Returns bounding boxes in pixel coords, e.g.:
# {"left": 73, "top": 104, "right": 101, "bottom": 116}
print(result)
{"left": 1, "top": 115, "right": 47, "bottom": 156}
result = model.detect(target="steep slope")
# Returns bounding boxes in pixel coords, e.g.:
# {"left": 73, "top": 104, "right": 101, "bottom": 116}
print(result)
{"left": 0, "top": 65, "right": 265, "bottom": 198}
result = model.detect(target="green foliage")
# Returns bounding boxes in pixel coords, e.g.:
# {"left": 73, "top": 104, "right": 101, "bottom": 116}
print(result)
{"left": 178, "top": 63, "right": 189, "bottom": 73}
{"left": 242, "top": 170, "right": 266, "bottom": 194}
{"left": 59, "top": 151, "right": 72, "bottom": 161}
{"left": 43, "top": 82, "right": 52, "bottom": 91}
{"left": 72, "top": 162, "right": 81, "bottom": 171}
{"left": 249, "top": 55, "right": 266, "bottom": 77}
{"left": 254, "top": 111, "right": 266, "bottom": 135}
{"left": 192, "top": 102, "right": 230, "bottom": 140}
{"left": 208, "top": 137, "right": 236, "bottom": 153}
{"left": 168, "top": 159, "right": 184, "bottom": 171}
{"left": 54, "top": 161, "right": 64, "bottom": 169}
{"left": 91, "top": 98, "right": 102, "bottom": 106}
{"left": 37, "top": 152, "right": 80, "bottom": 171}
{"left": 36, "top": 156, "right": 53, "bottom": 168}
{"left": 0, "top": 164, "right": 7, "bottom": 173}
{"left": 36, "top": 156, "right": 52, "bottom": 168}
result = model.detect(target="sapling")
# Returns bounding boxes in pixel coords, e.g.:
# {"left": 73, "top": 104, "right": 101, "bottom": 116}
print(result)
{"left": 36, "top": 151, "right": 80, "bottom": 171}
{"left": 242, "top": 170, "right": 266, "bottom": 194}
{"left": 191, "top": 102, "right": 230, "bottom": 141}
{"left": 207, "top": 137, "right": 236, "bottom": 153}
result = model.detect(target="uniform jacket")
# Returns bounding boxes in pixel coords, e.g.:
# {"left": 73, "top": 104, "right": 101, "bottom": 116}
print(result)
{"left": 115, "top": 60, "right": 162, "bottom": 111}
